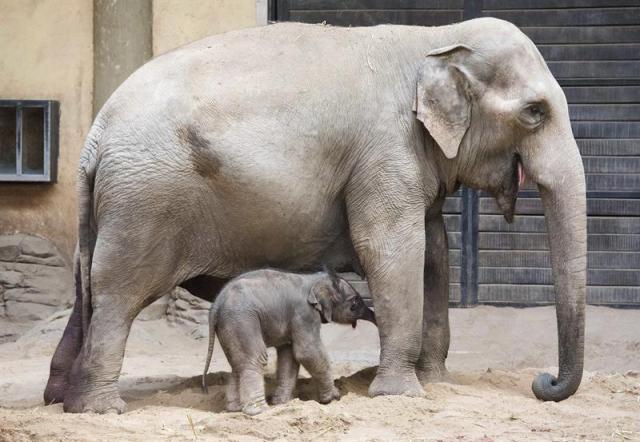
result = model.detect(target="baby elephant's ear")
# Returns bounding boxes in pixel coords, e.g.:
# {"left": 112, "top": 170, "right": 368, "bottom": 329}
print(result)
{"left": 308, "top": 283, "right": 333, "bottom": 323}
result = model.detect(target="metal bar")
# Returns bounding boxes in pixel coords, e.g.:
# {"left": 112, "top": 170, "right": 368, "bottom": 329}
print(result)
{"left": 50, "top": 101, "right": 59, "bottom": 182}
{"left": 460, "top": 186, "right": 479, "bottom": 307}
{"left": 15, "top": 105, "right": 22, "bottom": 176}
{"left": 44, "top": 103, "right": 50, "bottom": 180}
{"left": 268, "top": 0, "right": 277, "bottom": 22}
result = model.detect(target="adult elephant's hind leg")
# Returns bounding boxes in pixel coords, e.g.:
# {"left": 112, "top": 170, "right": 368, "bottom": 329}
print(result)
{"left": 44, "top": 257, "right": 84, "bottom": 405}
{"left": 63, "top": 250, "right": 171, "bottom": 413}
{"left": 417, "top": 213, "right": 451, "bottom": 383}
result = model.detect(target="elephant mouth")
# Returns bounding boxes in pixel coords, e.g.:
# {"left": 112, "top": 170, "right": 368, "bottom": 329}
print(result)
{"left": 517, "top": 158, "right": 526, "bottom": 188}
{"left": 495, "top": 154, "right": 525, "bottom": 224}
{"left": 352, "top": 321, "right": 357, "bottom": 329}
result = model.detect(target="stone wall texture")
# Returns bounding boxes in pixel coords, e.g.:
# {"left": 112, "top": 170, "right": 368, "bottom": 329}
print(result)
{"left": 0, "top": 234, "right": 73, "bottom": 321}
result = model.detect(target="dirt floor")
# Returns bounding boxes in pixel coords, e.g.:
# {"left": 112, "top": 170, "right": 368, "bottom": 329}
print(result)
{"left": 0, "top": 305, "right": 638, "bottom": 441}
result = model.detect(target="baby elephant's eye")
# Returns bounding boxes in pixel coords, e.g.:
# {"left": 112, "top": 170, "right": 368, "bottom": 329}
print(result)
{"left": 350, "top": 300, "right": 359, "bottom": 311}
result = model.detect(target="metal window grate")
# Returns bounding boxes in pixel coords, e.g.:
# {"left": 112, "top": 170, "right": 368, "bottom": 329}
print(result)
{"left": 0, "top": 100, "right": 59, "bottom": 183}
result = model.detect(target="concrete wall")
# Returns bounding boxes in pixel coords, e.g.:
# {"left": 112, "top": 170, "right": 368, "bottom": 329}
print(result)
{"left": 93, "top": 0, "right": 153, "bottom": 115}
{"left": 0, "top": 0, "right": 94, "bottom": 263}
{"left": 153, "top": 0, "right": 257, "bottom": 56}
{"left": 0, "top": 0, "right": 259, "bottom": 262}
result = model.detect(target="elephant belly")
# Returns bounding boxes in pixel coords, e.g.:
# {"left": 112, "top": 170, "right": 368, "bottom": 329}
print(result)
{"left": 211, "top": 193, "right": 355, "bottom": 273}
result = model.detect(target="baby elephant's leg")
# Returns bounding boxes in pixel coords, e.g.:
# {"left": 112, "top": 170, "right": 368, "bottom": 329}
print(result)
{"left": 219, "top": 324, "right": 269, "bottom": 415}
{"left": 226, "top": 372, "right": 241, "bottom": 412}
{"left": 237, "top": 362, "right": 269, "bottom": 415}
{"left": 293, "top": 341, "right": 340, "bottom": 404}
{"left": 271, "top": 344, "right": 300, "bottom": 405}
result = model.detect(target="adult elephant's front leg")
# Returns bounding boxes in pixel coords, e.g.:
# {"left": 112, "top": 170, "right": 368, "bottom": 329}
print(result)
{"left": 348, "top": 196, "right": 426, "bottom": 397}
{"left": 417, "top": 213, "right": 451, "bottom": 383}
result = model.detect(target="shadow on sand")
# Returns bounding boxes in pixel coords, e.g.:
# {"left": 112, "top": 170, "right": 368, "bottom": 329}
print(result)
{"left": 123, "top": 366, "right": 377, "bottom": 412}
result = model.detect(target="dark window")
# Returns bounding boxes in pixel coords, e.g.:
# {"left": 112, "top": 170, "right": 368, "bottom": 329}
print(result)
{"left": 0, "top": 100, "right": 59, "bottom": 183}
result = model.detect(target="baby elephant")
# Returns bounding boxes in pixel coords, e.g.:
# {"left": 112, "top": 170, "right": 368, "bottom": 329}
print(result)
{"left": 202, "top": 268, "right": 376, "bottom": 415}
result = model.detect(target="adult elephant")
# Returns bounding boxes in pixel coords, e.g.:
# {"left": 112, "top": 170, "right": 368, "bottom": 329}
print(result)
{"left": 45, "top": 17, "right": 586, "bottom": 413}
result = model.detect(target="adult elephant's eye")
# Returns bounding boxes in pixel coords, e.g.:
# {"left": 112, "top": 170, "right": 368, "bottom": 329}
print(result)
{"left": 519, "top": 102, "right": 546, "bottom": 129}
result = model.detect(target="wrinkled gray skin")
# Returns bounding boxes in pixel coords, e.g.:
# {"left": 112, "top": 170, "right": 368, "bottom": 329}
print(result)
{"left": 45, "top": 17, "right": 586, "bottom": 413}
{"left": 201, "top": 268, "right": 376, "bottom": 415}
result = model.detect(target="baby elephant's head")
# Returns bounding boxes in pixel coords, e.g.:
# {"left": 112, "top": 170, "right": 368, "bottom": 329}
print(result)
{"left": 308, "top": 268, "right": 376, "bottom": 328}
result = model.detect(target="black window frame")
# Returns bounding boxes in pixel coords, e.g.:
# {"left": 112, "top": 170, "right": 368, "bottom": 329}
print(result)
{"left": 0, "top": 99, "right": 59, "bottom": 183}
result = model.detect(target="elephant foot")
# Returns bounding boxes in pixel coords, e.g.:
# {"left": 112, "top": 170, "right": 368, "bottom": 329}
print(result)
{"left": 63, "top": 389, "right": 127, "bottom": 414}
{"left": 269, "top": 392, "right": 294, "bottom": 406}
{"left": 43, "top": 375, "right": 68, "bottom": 405}
{"left": 417, "top": 363, "right": 451, "bottom": 384}
{"left": 369, "top": 371, "right": 425, "bottom": 397}
{"left": 225, "top": 399, "right": 242, "bottom": 413}
{"left": 318, "top": 385, "right": 341, "bottom": 404}
{"left": 242, "top": 399, "right": 269, "bottom": 416}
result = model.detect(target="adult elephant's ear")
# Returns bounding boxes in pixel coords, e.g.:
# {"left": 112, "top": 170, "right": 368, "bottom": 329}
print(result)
{"left": 414, "top": 44, "right": 474, "bottom": 159}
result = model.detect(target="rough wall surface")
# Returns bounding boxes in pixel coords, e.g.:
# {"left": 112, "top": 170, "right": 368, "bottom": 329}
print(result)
{"left": 0, "top": 234, "right": 72, "bottom": 322}
{"left": 152, "top": 0, "right": 257, "bottom": 56}
{"left": 0, "top": 0, "right": 93, "bottom": 262}
{"left": 166, "top": 287, "right": 210, "bottom": 338}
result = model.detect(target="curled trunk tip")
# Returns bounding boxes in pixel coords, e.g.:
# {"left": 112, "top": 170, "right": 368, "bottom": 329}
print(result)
{"left": 532, "top": 371, "right": 581, "bottom": 402}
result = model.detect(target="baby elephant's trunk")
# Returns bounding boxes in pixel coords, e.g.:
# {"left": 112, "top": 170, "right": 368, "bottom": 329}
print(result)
{"left": 363, "top": 305, "right": 376, "bottom": 325}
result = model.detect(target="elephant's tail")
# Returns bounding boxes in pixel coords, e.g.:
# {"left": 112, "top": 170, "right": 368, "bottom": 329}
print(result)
{"left": 202, "top": 305, "right": 217, "bottom": 394}
{"left": 77, "top": 124, "right": 101, "bottom": 338}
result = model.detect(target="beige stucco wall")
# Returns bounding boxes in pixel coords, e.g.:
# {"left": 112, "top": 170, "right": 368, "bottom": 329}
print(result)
{"left": 152, "top": 0, "right": 257, "bottom": 56}
{"left": 0, "top": 0, "right": 259, "bottom": 262}
{"left": 0, "top": 0, "right": 93, "bottom": 262}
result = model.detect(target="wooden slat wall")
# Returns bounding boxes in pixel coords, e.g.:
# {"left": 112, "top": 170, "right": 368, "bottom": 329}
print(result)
{"left": 479, "top": 0, "right": 640, "bottom": 306}
{"left": 444, "top": 201, "right": 462, "bottom": 303}
{"left": 284, "top": 0, "right": 464, "bottom": 26}
{"left": 276, "top": 0, "right": 640, "bottom": 307}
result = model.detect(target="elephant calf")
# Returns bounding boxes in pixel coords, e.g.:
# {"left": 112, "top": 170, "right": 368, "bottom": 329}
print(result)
{"left": 202, "top": 268, "right": 376, "bottom": 415}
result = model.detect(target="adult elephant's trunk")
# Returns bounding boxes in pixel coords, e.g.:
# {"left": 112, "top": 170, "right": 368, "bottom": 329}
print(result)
{"left": 525, "top": 135, "right": 587, "bottom": 402}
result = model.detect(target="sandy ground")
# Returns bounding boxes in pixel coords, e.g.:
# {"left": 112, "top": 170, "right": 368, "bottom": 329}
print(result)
{"left": 0, "top": 305, "right": 638, "bottom": 441}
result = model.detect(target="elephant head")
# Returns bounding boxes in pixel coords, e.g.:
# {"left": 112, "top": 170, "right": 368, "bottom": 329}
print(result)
{"left": 414, "top": 19, "right": 586, "bottom": 401}
{"left": 308, "top": 268, "right": 377, "bottom": 328}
